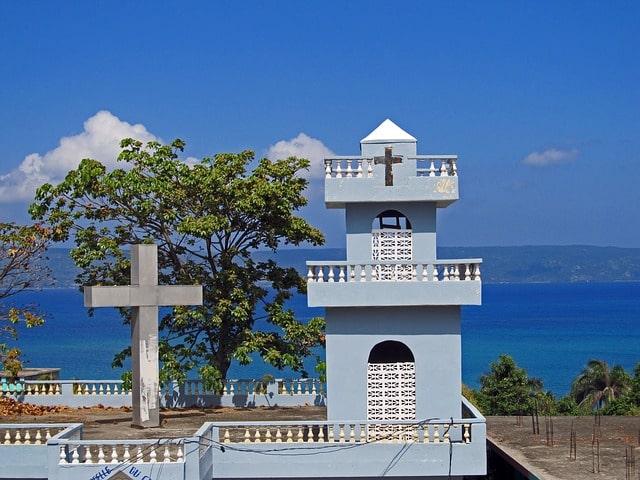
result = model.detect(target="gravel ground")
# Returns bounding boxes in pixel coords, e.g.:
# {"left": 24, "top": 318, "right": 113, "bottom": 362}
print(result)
{"left": 2, "top": 405, "right": 327, "bottom": 440}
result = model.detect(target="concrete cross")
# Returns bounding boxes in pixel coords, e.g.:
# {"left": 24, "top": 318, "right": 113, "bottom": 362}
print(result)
{"left": 83, "top": 244, "right": 202, "bottom": 428}
{"left": 374, "top": 147, "right": 403, "bottom": 186}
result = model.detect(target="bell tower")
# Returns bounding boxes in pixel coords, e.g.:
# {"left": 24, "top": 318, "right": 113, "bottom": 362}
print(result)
{"left": 307, "top": 119, "right": 482, "bottom": 425}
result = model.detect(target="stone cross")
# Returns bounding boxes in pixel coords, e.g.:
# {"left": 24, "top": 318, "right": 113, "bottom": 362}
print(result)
{"left": 374, "top": 147, "right": 403, "bottom": 186}
{"left": 84, "top": 244, "right": 202, "bottom": 428}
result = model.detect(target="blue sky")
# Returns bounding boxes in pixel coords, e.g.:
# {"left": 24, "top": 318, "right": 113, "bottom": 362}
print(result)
{"left": 0, "top": 2, "right": 638, "bottom": 247}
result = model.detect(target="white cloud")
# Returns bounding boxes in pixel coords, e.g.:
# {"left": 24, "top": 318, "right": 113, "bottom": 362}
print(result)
{"left": 522, "top": 148, "right": 579, "bottom": 167}
{"left": 0, "top": 110, "right": 159, "bottom": 203}
{"left": 266, "top": 133, "right": 334, "bottom": 179}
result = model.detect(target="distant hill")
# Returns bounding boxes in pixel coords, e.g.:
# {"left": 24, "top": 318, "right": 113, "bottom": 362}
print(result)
{"left": 44, "top": 245, "right": 640, "bottom": 287}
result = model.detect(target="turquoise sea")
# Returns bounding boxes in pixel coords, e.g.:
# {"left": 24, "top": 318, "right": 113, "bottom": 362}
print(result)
{"left": 7, "top": 282, "right": 640, "bottom": 396}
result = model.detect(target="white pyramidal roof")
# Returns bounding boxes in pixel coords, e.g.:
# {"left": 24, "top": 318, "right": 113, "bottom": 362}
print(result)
{"left": 360, "top": 118, "right": 417, "bottom": 144}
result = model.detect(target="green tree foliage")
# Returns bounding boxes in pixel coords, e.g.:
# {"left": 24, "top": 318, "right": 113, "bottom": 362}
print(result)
{"left": 476, "top": 354, "right": 545, "bottom": 415}
{"left": 570, "top": 359, "right": 630, "bottom": 410}
{"left": 0, "top": 223, "right": 49, "bottom": 377}
{"left": 30, "top": 138, "right": 325, "bottom": 390}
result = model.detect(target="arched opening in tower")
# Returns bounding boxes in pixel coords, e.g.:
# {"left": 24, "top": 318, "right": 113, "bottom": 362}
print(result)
{"left": 367, "top": 340, "right": 417, "bottom": 440}
{"left": 371, "top": 210, "right": 413, "bottom": 281}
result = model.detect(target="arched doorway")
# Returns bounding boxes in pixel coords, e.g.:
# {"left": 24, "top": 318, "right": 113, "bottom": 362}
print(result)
{"left": 367, "top": 341, "right": 416, "bottom": 439}
{"left": 371, "top": 210, "right": 413, "bottom": 281}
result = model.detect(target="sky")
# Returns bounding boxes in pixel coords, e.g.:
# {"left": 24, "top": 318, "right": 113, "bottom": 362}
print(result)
{"left": 0, "top": 2, "right": 638, "bottom": 248}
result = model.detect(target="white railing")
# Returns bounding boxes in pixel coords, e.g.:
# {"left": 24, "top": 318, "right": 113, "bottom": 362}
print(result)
{"left": 324, "top": 156, "right": 458, "bottom": 179}
{"left": 1, "top": 425, "right": 66, "bottom": 445}
{"left": 306, "top": 260, "right": 482, "bottom": 283}
{"left": 57, "top": 439, "right": 185, "bottom": 464}
{"left": 213, "top": 419, "right": 475, "bottom": 445}
{"left": 1, "top": 377, "right": 326, "bottom": 409}
{"left": 11, "top": 380, "right": 131, "bottom": 396}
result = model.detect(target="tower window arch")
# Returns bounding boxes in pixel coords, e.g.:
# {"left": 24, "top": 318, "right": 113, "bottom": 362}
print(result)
{"left": 371, "top": 210, "right": 413, "bottom": 280}
{"left": 367, "top": 340, "right": 416, "bottom": 440}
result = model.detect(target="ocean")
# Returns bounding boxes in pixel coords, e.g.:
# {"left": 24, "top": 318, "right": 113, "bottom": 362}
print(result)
{"left": 7, "top": 282, "right": 640, "bottom": 396}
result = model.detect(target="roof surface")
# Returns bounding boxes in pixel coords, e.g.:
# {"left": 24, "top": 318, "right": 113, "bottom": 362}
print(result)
{"left": 360, "top": 119, "right": 417, "bottom": 144}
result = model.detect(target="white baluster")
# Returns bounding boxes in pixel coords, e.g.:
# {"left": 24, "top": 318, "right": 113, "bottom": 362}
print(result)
{"left": 264, "top": 429, "right": 272, "bottom": 443}
{"left": 177, "top": 445, "right": 184, "bottom": 462}
{"left": 244, "top": 429, "right": 251, "bottom": 443}
{"left": 297, "top": 427, "right": 304, "bottom": 443}
{"left": 360, "top": 265, "right": 367, "bottom": 282}
{"left": 85, "top": 446, "right": 93, "bottom": 463}
{"left": 97, "top": 446, "right": 105, "bottom": 464}
{"left": 275, "top": 428, "right": 282, "bottom": 442}
{"left": 474, "top": 264, "right": 481, "bottom": 281}
{"left": 307, "top": 427, "right": 314, "bottom": 443}
{"left": 450, "top": 159, "right": 457, "bottom": 176}
{"left": 98, "top": 384, "right": 104, "bottom": 395}
{"left": 254, "top": 429, "right": 261, "bottom": 443}
{"left": 91, "top": 384, "right": 97, "bottom": 395}
{"left": 123, "top": 445, "right": 130, "bottom": 462}
{"left": 335, "top": 161, "right": 342, "bottom": 178}
{"left": 464, "top": 424, "right": 471, "bottom": 443}
{"left": 110, "top": 446, "right": 119, "bottom": 463}
{"left": 223, "top": 429, "right": 230, "bottom": 443}
{"left": 440, "top": 160, "right": 448, "bottom": 176}
{"left": 339, "top": 426, "right": 345, "bottom": 443}
{"left": 4, "top": 430, "right": 10, "bottom": 444}
{"left": 356, "top": 159, "right": 363, "bottom": 178}
{"left": 324, "top": 160, "right": 332, "bottom": 178}
{"left": 327, "top": 265, "right": 335, "bottom": 282}
{"left": 318, "top": 427, "right": 325, "bottom": 443}
{"left": 59, "top": 446, "right": 67, "bottom": 464}
{"left": 45, "top": 429, "right": 51, "bottom": 440}
{"left": 307, "top": 266, "right": 314, "bottom": 283}
{"left": 286, "top": 428, "right": 293, "bottom": 443}
{"left": 349, "top": 425, "right": 355, "bottom": 443}
{"left": 349, "top": 265, "right": 355, "bottom": 281}
{"left": 338, "top": 266, "right": 345, "bottom": 283}
{"left": 35, "top": 430, "right": 42, "bottom": 445}
{"left": 433, "top": 425, "right": 440, "bottom": 443}
{"left": 14, "top": 430, "right": 21, "bottom": 444}
{"left": 345, "top": 161, "right": 353, "bottom": 178}
{"left": 465, "top": 264, "right": 472, "bottom": 281}
{"left": 453, "top": 265, "right": 460, "bottom": 281}
{"left": 24, "top": 430, "right": 31, "bottom": 444}
{"left": 317, "top": 267, "right": 324, "bottom": 283}
{"left": 106, "top": 384, "right": 112, "bottom": 395}
{"left": 164, "top": 444, "right": 171, "bottom": 462}
{"left": 136, "top": 445, "right": 143, "bottom": 463}
{"left": 71, "top": 447, "right": 80, "bottom": 464}
{"left": 367, "top": 159, "right": 373, "bottom": 177}
{"left": 55, "top": 383, "right": 61, "bottom": 394}
{"left": 428, "top": 160, "right": 436, "bottom": 177}
{"left": 149, "top": 446, "right": 157, "bottom": 463}
{"left": 442, "top": 265, "right": 449, "bottom": 281}
{"left": 419, "top": 264, "right": 427, "bottom": 282}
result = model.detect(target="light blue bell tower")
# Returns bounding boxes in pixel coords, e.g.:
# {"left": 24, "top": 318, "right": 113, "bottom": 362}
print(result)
{"left": 307, "top": 119, "right": 482, "bottom": 426}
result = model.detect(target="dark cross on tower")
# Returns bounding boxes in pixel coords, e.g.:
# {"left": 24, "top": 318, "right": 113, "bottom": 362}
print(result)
{"left": 374, "top": 147, "right": 403, "bottom": 186}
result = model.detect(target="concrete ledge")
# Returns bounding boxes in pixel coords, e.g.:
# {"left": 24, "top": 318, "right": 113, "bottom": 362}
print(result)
{"left": 308, "top": 281, "right": 481, "bottom": 307}
{"left": 325, "top": 177, "right": 458, "bottom": 208}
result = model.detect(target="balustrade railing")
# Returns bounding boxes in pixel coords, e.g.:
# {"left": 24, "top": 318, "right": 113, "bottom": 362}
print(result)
{"left": 324, "top": 156, "right": 458, "bottom": 179}
{"left": 57, "top": 439, "right": 185, "bottom": 464}
{"left": 307, "top": 260, "right": 481, "bottom": 283}
{"left": 1, "top": 426, "right": 64, "bottom": 445}
{"left": 0, "top": 380, "right": 131, "bottom": 396}
{"left": 213, "top": 419, "right": 474, "bottom": 445}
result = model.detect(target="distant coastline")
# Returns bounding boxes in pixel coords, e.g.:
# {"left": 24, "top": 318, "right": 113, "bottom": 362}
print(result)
{"left": 43, "top": 245, "right": 640, "bottom": 287}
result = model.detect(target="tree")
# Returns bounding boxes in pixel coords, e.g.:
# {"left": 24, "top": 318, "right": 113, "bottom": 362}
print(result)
{"left": 570, "top": 359, "right": 630, "bottom": 410}
{"left": 477, "top": 354, "right": 543, "bottom": 415}
{"left": 0, "top": 222, "right": 50, "bottom": 377}
{"left": 30, "top": 138, "right": 325, "bottom": 390}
